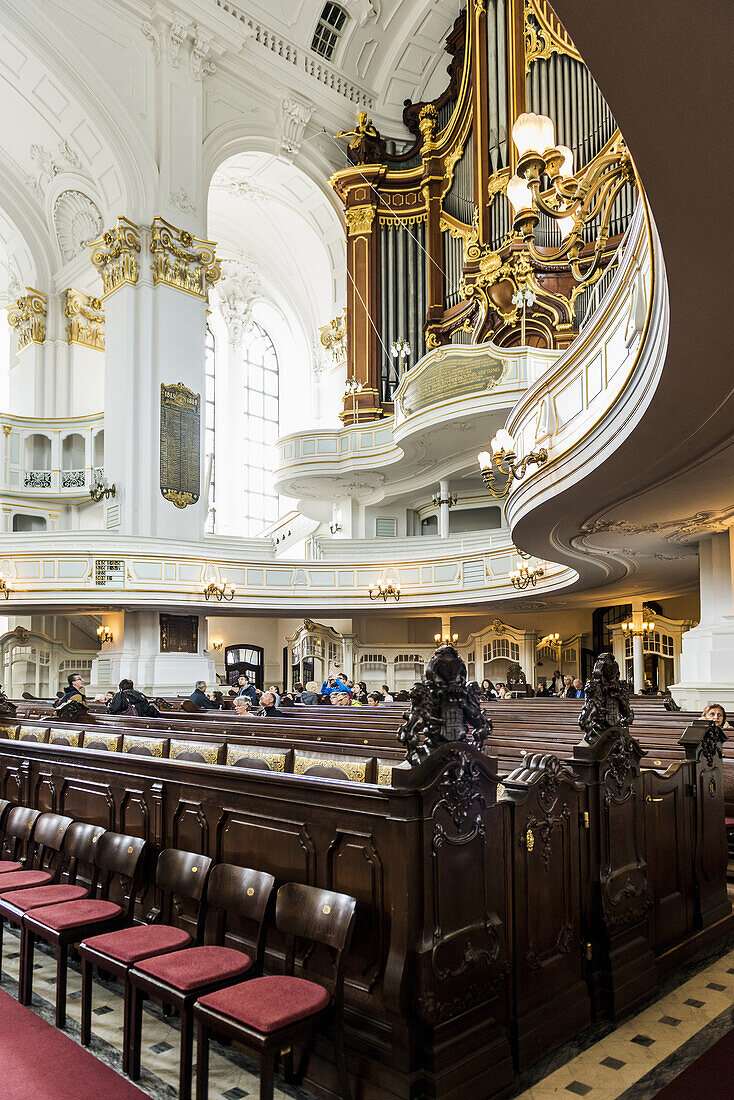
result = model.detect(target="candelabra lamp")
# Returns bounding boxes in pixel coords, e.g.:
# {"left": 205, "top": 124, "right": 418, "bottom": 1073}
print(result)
{"left": 621, "top": 617, "right": 655, "bottom": 636}
{"left": 0, "top": 576, "right": 11, "bottom": 599}
{"left": 96, "top": 626, "right": 113, "bottom": 644}
{"left": 538, "top": 632, "right": 560, "bottom": 647}
{"left": 89, "top": 475, "right": 116, "bottom": 502}
{"left": 477, "top": 429, "right": 548, "bottom": 497}
{"left": 512, "top": 286, "right": 536, "bottom": 345}
{"left": 203, "top": 579, "right": 235, "bottom": 602}
{"left": 329, "top": 521, "right": 342, "bottom": 534}
{"left": 391, "top": 338, "right": 411, "bottom": 370}
{"left": 434, "top": 632, "right": 458, "bottom": 645}
{"left": 344, "top": 375, "right": 364, "bottom": 424}
{"left": 210, "top": 638, "right": 224, "bottom": 651}
{"left": 510, "top": 562, "right": 545, "bottom": 590}
{"left": 506, "top": 111, "right": 634, "bottom": 286}
{"left": 432, "top": 490, "right": 457, "bottom": 508}
{"left": 369, "top": 580, "right": 401, "bottom": 602}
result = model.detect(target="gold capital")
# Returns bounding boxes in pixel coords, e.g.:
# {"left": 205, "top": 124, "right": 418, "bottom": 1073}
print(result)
{"left": 345, "top": 205, "right": 375, "bottom": 237}
{"left": 150, "top": 217, "right": 220, "bottom": 301}
{"left": 89, "top": 217, "right": 141, "bottom": 298}
{"left": 65, "top": 288, "right": 105, "bottom": 350}
{"left": 7, "top": 288, "right": 47, "bottom": 350}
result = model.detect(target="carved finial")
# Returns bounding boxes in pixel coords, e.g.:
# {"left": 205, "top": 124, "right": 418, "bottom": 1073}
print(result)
{"left": 578, "top": 652, "right": 634, "bottom": 744}
{"left": 418, "top": 103, "right": 439, "bottom": 154}
{"left": 397, "top": 644, "right": 491, "bottom": 765}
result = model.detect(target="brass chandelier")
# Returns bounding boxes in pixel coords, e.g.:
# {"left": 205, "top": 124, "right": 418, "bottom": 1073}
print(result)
{"left": 510, "top": 562, "right": 545, "bottom": 590}
{"left": 477, "top": 429, "right": 548, "bottom": 498}
{"left": 506, "top": 112, "right": 634, "bottom": 287}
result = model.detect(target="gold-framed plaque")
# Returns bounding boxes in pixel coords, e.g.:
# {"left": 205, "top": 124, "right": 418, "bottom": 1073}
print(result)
{"left": 160, "top": 382, "right": 200, "bottom": 509}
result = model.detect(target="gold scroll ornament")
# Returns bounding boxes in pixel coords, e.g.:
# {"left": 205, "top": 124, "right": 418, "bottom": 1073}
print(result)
{"left": 160, "top": 382, "right": 201, "bottom": 509}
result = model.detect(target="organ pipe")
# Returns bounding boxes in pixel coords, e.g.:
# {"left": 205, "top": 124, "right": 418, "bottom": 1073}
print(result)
{"left": 379, "top": 221, "right": 427, "bottom": 400}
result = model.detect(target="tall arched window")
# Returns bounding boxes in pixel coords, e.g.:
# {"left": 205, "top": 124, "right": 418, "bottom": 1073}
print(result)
{"left": 242, "top": 323, "right": 279, "bottom": 535}
{"left": 204, "top": 324, "right": 216, "bottom": 533}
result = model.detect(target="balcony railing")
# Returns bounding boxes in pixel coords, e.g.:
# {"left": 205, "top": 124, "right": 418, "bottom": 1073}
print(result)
{"left": 61, "top": 469, "right": 86, "bottom": 489}
{"left": 23, "top": 470, "right": 52, "bottom": 489}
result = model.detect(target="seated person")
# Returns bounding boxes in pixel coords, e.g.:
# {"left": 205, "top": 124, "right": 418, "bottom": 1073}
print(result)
{"left": 560, "top": 675, "right": 576, "bottom": 698}
{"left": 108, "top": 679, "right": 160, "bottom": 718}
{"left": 292, "top": 682, "right": 305, "bottom": 702}
{"left": 190, "top": 680, "right": 219, "bottom": 709}
{"left": 56, "top": 672, "right": 87, "bottom": 706}
{"left": 535, "top": 682, "right": 550, "bottom": 697}
{"left": 300, "top": 681, "right": 321, "bottom": 705}
{"left": 381, "top": 685, "right": 394, "bottom": 702}
{"left": 267, "top": 683, "right": 282, "bottom": 707}
{"left": 258, "top": 690, "right": 290, "bottom": 717}
{"left": 701, "top": 703, "right": 732, "bottom": 729}
{"left": 572, "top": 678, "right": 585, "bottom": 699}
{"left": 496, "top": 683, "right": 507, "bottom": 699}
{"left": 209, "top": 690, "right": 225, "bottom": 708}
{"left": 332, "top": 691, "right": 361, "bottom": 707}
{"left": 235, "top": 675, "right": 258, "bottom": 706}
{"left": 321, "top": 674, "right": 349, "bottom": 697}
{"left": 367, "top": 691, "right": 382, "bottom": 707}
{"left": 480, "top": 679, "right": 497, "bottom": 700}
{"left": 279, "top": 693, "right": 295, "bottom": 707}
{"left": 233, "top": 696, "right": 252, "bottom": 716}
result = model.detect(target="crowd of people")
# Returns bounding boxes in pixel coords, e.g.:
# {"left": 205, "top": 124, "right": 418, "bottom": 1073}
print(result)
{"left": 479, "top": 672, "right": 586, "bottom": 700}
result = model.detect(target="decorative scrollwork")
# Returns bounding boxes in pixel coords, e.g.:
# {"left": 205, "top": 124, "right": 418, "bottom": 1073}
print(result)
{"left": 89, "top": 217, "right": 141, "bottom": 297}
{"left": 397, "top": 644, "right": 492, "bottom": 766}
{"left": 698, "top": 720, "right": 725, "bottom": 768}
{"left": 578, "top": 653, "right": 634, "bottom": 743}
{"left": 65, "top": 288, "right": 105, "bottom": 350}
{"left": 7, "top": 288, "right": 46, "bottom": 350}
{"left": 150, "top": 217, "right": 220, "bottom": 300}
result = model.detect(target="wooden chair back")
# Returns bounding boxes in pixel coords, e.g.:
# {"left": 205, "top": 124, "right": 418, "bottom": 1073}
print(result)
{"left": 2, "top": 806, "right": 42, "bottom": 864}
{"left": 93, "top": 832, "right": 149, "bottom": 919}
{"left": 276, "top": 883, "right": 357, "bottom": 1001}
{"left": 27, "top": 813, "right": 74, "bottom": 876}
{"left": 203, "top": 863, "right": 276, "bottom": 971}
{"left": 62, "top": 822, "right": 107, "bottom": 886}
{"left": 155, "top": 848, "right": 213, "bottom": 927}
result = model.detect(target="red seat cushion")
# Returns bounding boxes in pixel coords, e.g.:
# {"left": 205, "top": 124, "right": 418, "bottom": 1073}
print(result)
{"left": 81, "top": 924, "right": 192, "bottom": 965}
{"left": 0, "top": 870, "right": 53, "bottom": 892}
{"left": 0, "top": 861, "right": 22, "bottom": 873}
{"left": 1, "top": 884, "right": 89, "bottom": 912}
{"left": 26, "top": 899, "right": 122, "bottom": 931}
{"left": 134, "top": 945, "right": 253, "bottom": 992}
{"left": 197, "top": 976, "right": 331, "bottom": 1033}
{"left": 725, "top": 817, "right": 734, "bottom": 826}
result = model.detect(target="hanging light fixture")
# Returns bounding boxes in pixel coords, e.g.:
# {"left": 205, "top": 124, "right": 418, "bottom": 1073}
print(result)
{"left": 477, "top": 429, "right": 548, "bottom": 497}
{"left": 369, "top": 579, "right": 401, "bottom": 602}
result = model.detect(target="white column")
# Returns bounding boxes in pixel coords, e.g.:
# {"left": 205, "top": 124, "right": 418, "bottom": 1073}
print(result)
{"left": 438, "top": 479, "right": 450, "bottom": 538}
{"left": 672, "top": 529, "right": 734, "bottom": 710}
{"left": 632, "top": 633, "right": 645, "bottom": 694}
{"left": 89, "top": 609, "right": 214, "bottom": 696}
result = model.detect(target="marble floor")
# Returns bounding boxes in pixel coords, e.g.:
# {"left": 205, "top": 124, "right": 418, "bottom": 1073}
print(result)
{"left": 0, "top": 927, "right": 732, "bottom": 1100}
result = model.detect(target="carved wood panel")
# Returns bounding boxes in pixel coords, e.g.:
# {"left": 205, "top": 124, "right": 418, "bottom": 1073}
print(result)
{"left": 326, "top": 829, "right": 385, "bottom": 988}
{"left": 642, "top": 767, "right": 693, "bottom": 950}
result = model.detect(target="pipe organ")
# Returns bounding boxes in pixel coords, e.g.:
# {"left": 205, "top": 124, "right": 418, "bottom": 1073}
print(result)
{"left": 329, "top": 0, "right": 638, "bottom": 423}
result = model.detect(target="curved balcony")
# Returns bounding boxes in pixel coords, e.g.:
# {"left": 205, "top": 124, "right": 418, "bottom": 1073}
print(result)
{"left": 273, "top": 344, "right": 559, "bottom": 504}
{"left": 0, "top": 412, "right": 105, "bottom": 502}
{"left": 0, "top": 530, "right": 576, "bottom": 613}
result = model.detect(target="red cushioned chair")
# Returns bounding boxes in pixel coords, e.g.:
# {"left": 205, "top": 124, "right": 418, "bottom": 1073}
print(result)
{"left": 0, "top": 805, "right": 42, "bottom": 874}
{"left": 127, "top": 863, "right": 275, "bottom": 1100}
{"left": 0, "top": 800, "right": 14, "bottom": 857}
{"left": 193, "top": 883, "right": 357, "bottom": 1100}
{"left": 80, "top": 848, "right": 214, "bottom": 1072}
{"left": 0, "top": 812, "right": 74, "bottom": 973}
{"left": 0, "top": 822, "right": 105, "bottom": 996}
{"left": 21, "top": 831, "right": 148, "bottom": 1027}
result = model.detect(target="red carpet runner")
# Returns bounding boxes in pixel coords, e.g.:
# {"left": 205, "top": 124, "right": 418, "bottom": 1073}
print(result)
{"left": 0, "top": 990, "right": 149, "bottom": 1099}
{"left": 652, "top": 1024, "right": 734, "bottom": 1098}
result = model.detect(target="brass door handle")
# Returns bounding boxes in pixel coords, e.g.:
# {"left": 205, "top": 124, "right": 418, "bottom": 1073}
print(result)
{"left": 645, "top": 796, "right": 664, "bottom": 803}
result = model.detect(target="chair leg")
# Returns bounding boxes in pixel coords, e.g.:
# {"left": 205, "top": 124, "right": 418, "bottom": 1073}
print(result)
{"left": 259, "top": 1051, "right": 275, "bottom": 1100}
{"left": 179, "top": 1008, "right": 194, "bottom": 1100}
{"left": 0, "top": 914, "right": 4, "bottom": 973}
{"left": 128, "top": 986, "right": 144, "bottom": 1080}
{"left": 333, "top": 1017, "right": 352, "bottom": 1100}
{"left": 122, "top": 981, "right": 132, "bottom": 1075}
{"left": 282, "top": 1045, "right": 295, "bottom": 1085}
{"left": 81, "top": 958, "right": 92, "bottom": 1046}
{"left": 19, "top": 929, "right": 34, "bottom": 1005}
{"left": 56, "top": 943, "right": 68, "bottom": 1028}
{"left": 195, "top": 1025, "right": 210, "bottom": 1100}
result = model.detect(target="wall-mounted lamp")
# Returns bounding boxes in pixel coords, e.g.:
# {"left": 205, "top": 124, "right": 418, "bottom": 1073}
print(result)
{"left": 329, "top": 521, "right": 342, "bottom": 534}
{"left": 391, "top": 338, "right": 411, "bottom": 368}
{"left": 477, "top": 428, "right": 548, "bottom": 498}
{"left": 344, "top": 375, "right": 364, "bottom": 424}
{"left": 0, "top": 576, "right": 11, "bottom": 600}
{"left": 89, "top": 475, "right": 116, "bottom": 502}
{"left": 621, "top": 618, "right": 655, "bottom": 636}
{"left": 510, "top": 562, "right": 545, "bottom": 590}
{"left": 432, "top": 490, "right": 457, "bottom": 508}
{"left": 369, "top": 580, "right": 401, "bottom": 602}
{"left": 96, "top": 625, "right": 113, "bottom": 644}
{"left": 538, "top": 632, "right": 560, "bottom": 647}
{"left": 434, "top": 632, "right": 458, "bottom": 645}
{"left": 210, "top": 638, "right": 224, "bottom": 651}
{"left": 203, "top": 579, "right": 235, "bottom": 602}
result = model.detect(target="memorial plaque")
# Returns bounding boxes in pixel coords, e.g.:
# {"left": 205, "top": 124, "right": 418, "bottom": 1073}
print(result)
{"left": 160, "top": 382, "right": 200, "bottom": 509}
{"left": 398, "top": 350, "right": 506, "bottom": 416}
{"left": 160, "top": 614, "right": 198, "bottom": 654}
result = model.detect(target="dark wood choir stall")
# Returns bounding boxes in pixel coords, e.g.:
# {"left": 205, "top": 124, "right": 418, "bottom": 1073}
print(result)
{"left": 0, "top": 650, "right": 730, "bottom": 1100}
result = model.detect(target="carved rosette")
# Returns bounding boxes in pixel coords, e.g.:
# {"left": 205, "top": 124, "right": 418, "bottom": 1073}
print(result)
{"left": 150, "top": 217, "right": 221, "bottom": 300}
{"left": 7, "top": 288, "right": 47, "bottom": 350}
{"left": 65, "top": 288, "right": 105, "bottom": 351}
{"left": 345, "top": 205, "right": 376, "bottom": 237}
{"left": 89, "top": 217, "right": 141, "bottom": 297}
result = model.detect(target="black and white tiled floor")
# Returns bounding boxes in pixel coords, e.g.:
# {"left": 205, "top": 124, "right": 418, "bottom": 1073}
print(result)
{"left": 1, "top": 928, "right": 732, "bottom": 1099}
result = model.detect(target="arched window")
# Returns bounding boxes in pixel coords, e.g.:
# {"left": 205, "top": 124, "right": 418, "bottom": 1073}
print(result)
{"left": 242, "top": 323, "right": 279, "bottom": 536}
{"left": 205, "top": 324, "right": 216, "bottom": 533}
{"left": 311, "top": 3, "right": 348, "bottom": 60}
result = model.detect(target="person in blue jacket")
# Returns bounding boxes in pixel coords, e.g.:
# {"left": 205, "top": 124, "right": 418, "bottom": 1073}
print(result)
{"left": 321, "top": 673, "right": 349, "bottom": 697}
{"left": 235, "top": 674, "right": 258, "bottom": 706}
